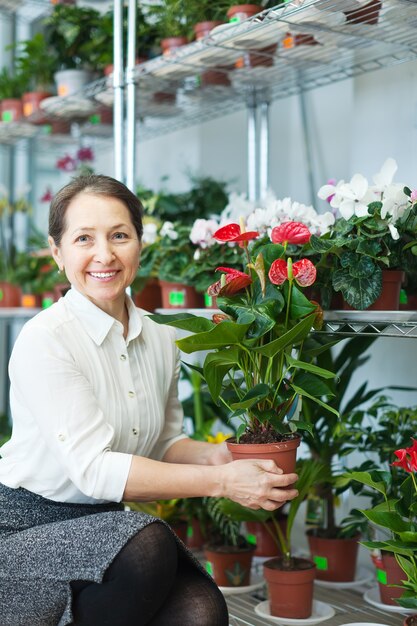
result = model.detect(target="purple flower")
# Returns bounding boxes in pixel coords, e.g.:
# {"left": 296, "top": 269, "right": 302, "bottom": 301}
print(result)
{"left": 76, "top": 147, "right": 94, "bottom": 162}
{"left": 56, "top": 155, "right": 77, "bottom": 172}
{"left": 40, "top": 187, "right": 54, "bottom": 203}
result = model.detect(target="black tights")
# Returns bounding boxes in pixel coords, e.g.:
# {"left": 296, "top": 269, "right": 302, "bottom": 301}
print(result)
{"left": 71, "top": 521, "right": 228, "bottom": 626}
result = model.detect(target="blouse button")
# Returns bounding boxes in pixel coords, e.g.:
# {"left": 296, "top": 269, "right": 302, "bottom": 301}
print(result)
{"left": 132, "top": 428, "right": 139, "bottom": 436}
{"left": 120, "top": 354, "right": 127, "bottom": 361}
{"left": 57, "top": 433, "right": 66, "bottom": 442}
{"left": 128, "top": 391, "right": 135, "bottom": 398}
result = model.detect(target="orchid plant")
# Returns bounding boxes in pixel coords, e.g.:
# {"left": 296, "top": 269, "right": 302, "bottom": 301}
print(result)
{"left": 150, "top": 219, "right": 338, "bottom": 443}
{"left": 312, "top": 158, "right": 417, "bottom": 309}
{"left": 340, "top": 440, "right": 417, "bottom": 609}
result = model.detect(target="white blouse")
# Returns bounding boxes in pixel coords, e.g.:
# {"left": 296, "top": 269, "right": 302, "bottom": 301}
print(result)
{"left": 0, "top": 287, "right": 187, "bottom": 504}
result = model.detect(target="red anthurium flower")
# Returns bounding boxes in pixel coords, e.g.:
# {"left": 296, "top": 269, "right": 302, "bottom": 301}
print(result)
{"left": 269, "top": 258, "right": 316, "bottom": 287}
{"left": 214, "top": 223, "right": 259, "bottom": 243}
{"left": 207, "top": 267, "right": 252, "bottom": 297}
{"left": 271, "top": 221, "right": 312, "bottom": 245}
{"left": 392, "top": 439, "right": 417, "bottom": 472}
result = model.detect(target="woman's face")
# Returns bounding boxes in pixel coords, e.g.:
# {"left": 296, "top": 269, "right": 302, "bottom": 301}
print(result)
{"left": 49, "top": 192, "right": 141, "bottom": 314}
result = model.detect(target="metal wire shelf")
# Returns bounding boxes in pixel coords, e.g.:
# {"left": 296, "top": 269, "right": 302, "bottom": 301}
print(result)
{"left": 319, "top": 310, "right": 417, "bottom": 337}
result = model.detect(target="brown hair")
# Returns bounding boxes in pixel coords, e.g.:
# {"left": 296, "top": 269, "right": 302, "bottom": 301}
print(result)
{"left": 49, "top": 174, "right": 144, "bottom": 246}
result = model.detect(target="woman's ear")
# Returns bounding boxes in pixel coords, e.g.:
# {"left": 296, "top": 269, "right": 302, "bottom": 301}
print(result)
{"left": 48, "top": 235, "right": 63, "bottom": 271}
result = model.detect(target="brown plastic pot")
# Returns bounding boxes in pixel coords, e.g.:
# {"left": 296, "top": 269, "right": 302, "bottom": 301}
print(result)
{"left": 132, "top": 278, "right": 162, "bottom": 312}
{"left": 159, "top": 280, "right": 204, "bottom": 309}
{"left": 246, "top": 516, "right": 287, "bottom": 557}
{"left": 194, "top": 21, "right": 224, "bottom": 40}
{"left": 306, "top": 530, "right": 359, "bottom": 582}
{"left": 376, "top": 551, "right": 407, "bottom": 605}
{"left": 227, "top": 4, "right": 261, "bottom": 21}
{"left": 22, "top": 91, "right": 51, "bottom": 122}
{"left": 0, "top": 282, "right": 21, "bottom": 307}
{"left": 226, "top": 435, "right": 300, "bottom": 474}
{"left": 344, "top": 0, "right": 382, "bottom": 25}
{"left": 263, "top": 557, "right": 316, "bottom": 619}
{"left": 200, "top": 69, "right": 231, "bottom": 88}
{"left": 235, "top": 43, "right": 277, "bottom": 69}
{"left": 185, "top": 518, "right": 205, "bottom": 550}
{"left": 204, "top": 544, "right": 254, "bottom": 587}
{"left": 1, "top": 98, "right": 23, "bottom": 122}
{"left": 161, "top": 37, "right": 188, "bottom": 56}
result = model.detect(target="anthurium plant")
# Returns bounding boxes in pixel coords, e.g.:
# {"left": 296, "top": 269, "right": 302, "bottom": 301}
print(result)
{"left": 150, "top": 220, "right": 338, "bottom": 443}
{"left": 340, "top": 441, "right": 417, "bottom": 609}
{"left": 312, "top": 158, "right": 417, "bottom": 309}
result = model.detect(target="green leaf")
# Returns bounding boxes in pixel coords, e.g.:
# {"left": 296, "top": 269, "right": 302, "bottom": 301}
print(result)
{"left": 292, "top": 372, "right": 334, "bottom": 398}
{"left": 253, "top": 313, "right": 316, "bottom": 358}
{"left": 291, "top": 384, "right": 339, "bottom": 417}
{"left": 285, "top": 354, "right": 336, "bottom": 379}
{"left": 332, "top": 266, "right": 382, "bottom": 309}
{"left": 177, "top": 320, "right": 252, "bottom": 353}
{"left": 203, "top": 347, "right": 241, "bottom": 400}
{"left": 148, "top": 312, "right": 214, "bottom": 333}
{"left": 289, "top": 284, "right": 317, "bottom": 319}
{"left": 339, "top": 470, "right": 388, "bottom": 496}
{"left": 362, "top": 510, "right": 411, "bottom": 533}
{"left": 309, "top": 234, "right": 335, "bottom": 253}
{"left": 230, "top": 383, "right": 270, "bottom": 410}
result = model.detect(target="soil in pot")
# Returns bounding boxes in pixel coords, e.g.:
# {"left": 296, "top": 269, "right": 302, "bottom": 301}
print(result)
{"left": 263, "top": 556, "right": 316, "bottom": 619}
{"left": 204, "top": 543, "right": 255, "bottom": 587}
{"left": 307, "top": 528, "right": 359, "bottom": 582}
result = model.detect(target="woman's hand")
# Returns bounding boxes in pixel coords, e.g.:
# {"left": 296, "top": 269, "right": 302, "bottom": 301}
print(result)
{"left": 218, "top": 459, "right": 298, "bottom": 511}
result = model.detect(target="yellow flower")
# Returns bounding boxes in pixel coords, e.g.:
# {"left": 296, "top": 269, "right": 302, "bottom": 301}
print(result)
{"left": 206, "top": 432, "right": 232, "bottom": 444}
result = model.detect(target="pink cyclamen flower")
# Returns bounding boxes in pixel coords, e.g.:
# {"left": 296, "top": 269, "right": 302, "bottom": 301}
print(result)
{"left": 411, "top": 189, "right": 417, "bottom": 202}
{"left": 213, "top": 223, "right": 259, "bottom": 244}
{"left": 40, "top": 187, "right": 54, "bottom": 203}
{"left": 207, "top": 267, "right": 252, "bottom": 297}
{"left": 271, "top": 222, "right": 312, "bottom": 246}
{"left": 326, "top": 178, "right": 337, "bottom": 203}
{"left": 76, "top": 147, "right": 94, "bottom": 162}
{"left": 269, "top": 258, "right": 316, "bottom": 287}
{"left": 56, "top": 155, "right": 77, "bottom": 172}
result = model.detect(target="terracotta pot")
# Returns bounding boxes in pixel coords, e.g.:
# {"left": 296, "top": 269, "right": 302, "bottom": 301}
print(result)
{"left": 204, "top": 544, "right": 254, "bottom": 587}
{"left": 1, "top": 98, "right": 23, "bottom": 122}
{"left": 194, "top": 21, "right": 224, "bottom": 40}
{"left": 343, "top": 269, "right": 405, "bottom": 311}
{"left": 404, "top": 616, "right": 417, "bottom": 626}
{"left": 185, "top": 518, "right": 205, "bottom": 550}
{"left": 0, "top": 282, "right": 21, "bottom": 307}
{"left": 282, "top": 33, "right": 318, "bottom": 49}
{"left": 41, "top": 119, "right": 72, "bottom": 136}
{"left": 133, "top": 278, "right": 162, "bottom": 312}
{"left": 89, "top": 106, "right": 113, "bottom": 126}
{"left": 377, "top": 551, "right": 407, "bottom": 605}
{"left": 344, "top": 0, "right": 382, "bottom": 25}
{"left": 263, "top": 557, "right": 316, "bottom": 619}
{"left": 200, "top": 69, "right": 231, "bottom": 88}
{"left": 159, "top": 280, "right": 204, "bottom": 309}
{"left": 22, "top": 92, "right": 51, "bottom": 122}
{"left": 227, "top": 4, "right": 261, "bottom": 22}
{"left": 161, "top": 37, "right": 188, "bottom": 56}
{"left": 152, "top": 91, "right": 176, "bottom": 105}
{"left": 235, "top": 43, "right": 277, "bottom": 69}
{"left": 226, "top": 435, "right": 300, "bottom": 474}
{"left": 306, "top": 530, "right": 359, "bottom": 582}
{"left": 246, "top": 516, "right": 287, "bottom": 557}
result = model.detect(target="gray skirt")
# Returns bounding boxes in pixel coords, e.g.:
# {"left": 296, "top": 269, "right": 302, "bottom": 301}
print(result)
{"left": 0, "top": 483, "right": 206, "bottom": 626}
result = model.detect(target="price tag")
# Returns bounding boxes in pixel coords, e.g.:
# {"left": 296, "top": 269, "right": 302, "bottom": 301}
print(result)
{"left": 169, "top": 290, "right": 185, "bottom": 306}
{"left": 377, "top": 568, "right": 387, "bottom": 585}
{"left": 313, "top": 555, "right": 328, "bottom": 571}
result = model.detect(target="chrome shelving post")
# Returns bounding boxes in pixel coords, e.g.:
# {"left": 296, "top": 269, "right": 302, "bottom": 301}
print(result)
{"left": 113, "top": 0, "right": 124, "bottom": 183}
{"left": 247, "top": 91, "right": 258, "bottom": 202}
{"left": 125, "top": 0, "right": 137, "bottom": 192}
{"left": 259, "top": 97, "right": 270, "bottom": 200}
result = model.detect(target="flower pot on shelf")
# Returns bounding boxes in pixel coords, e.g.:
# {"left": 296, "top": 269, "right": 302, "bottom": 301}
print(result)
{"left": 0, "top": 282, "right": 21, "bottom": 307}
{"left": 404, "top": 616, "right": 417, "bottom": 626}
{"left": 1, "top": 98, "right": 23, "bottom": 122}
{"left": 343, "top": 269, "right": 404, "bottom": 311}
{"left": 160, "top": 37, "right": 188, "bottom": 56}
{"left": 204, "top": 543, "right": 255, "bottom": 587}
{"left": 344, "top": 0, "right": 382, "bottom": 25}
{"left": 226, "top": 435, "right": 300, "bottom": 474}
{"left": 235, "top": 44, "right": 277, "bottom": 69}
{"left": 246, "top": 516, "right": 287, "bottom": 557}
{"left": 200, "top": 68, "right": 231, "bottom": 89}
{"left": 132, "top": 278, "right": 162, "bottom": 312}
{"left": 22, "top": 91, "right": 51, "bottom": 122}
{"left": 227, "top": 4, "right": 261, "bottom": 22}
{"left": 263, "top": 557, "right": 316, "bottom": 619}
{"left": 54, "top": 69, "right": 93, "bottom": 97}
{"left": 376, "top": 551, "right": 407, "bottom": 606}
{"left": 185, "top": 518, "right": 205, "bottom": 550}
{"left": 194, "top": 21, "right": 224, "bottom": 40}
{"left": 159, "top": 281, "right": 204, "bottom": 309}
{"left": 20, "top": 293, "right": 42, "bottom": 308}
{"left": 306, "top": 529, "right": 359, "bottom": 582}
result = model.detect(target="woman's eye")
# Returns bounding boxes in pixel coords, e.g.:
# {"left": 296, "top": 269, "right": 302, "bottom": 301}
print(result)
{"left": 76, "top": 235, "right": 90, "bottom": 243}
{"left": 113, "top": 232, "right": 128, "bottom": 240}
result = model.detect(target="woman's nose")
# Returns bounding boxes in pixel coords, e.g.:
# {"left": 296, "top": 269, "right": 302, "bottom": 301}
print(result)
{"left": 94, "top": 241, "right": 115, "bottom": 264}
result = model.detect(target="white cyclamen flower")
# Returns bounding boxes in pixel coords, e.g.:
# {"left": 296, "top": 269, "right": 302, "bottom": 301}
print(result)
{"left": 142, "top": 222, "right": 158, "bottom": 245}
{"left": 160, "top": 221, "right": 178, "bottom": 240}
{"left": 220, "top": 192, "right": 255, "bottom": 225}
{"left": 378, "top": 183, "right": 409, "bottom": 223}
{"left": 372, "top": 157, "right": 398, "bottom": 192}
{"left": 189, "top": 218, "right": 219, "bottom": 248}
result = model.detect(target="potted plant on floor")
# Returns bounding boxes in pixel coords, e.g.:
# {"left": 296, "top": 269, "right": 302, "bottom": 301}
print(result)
{"left": 313, "top": 157, "right": 417, "bottom": 310}
{"left": 150, "top": 219, "right": 338, "bottom": 471}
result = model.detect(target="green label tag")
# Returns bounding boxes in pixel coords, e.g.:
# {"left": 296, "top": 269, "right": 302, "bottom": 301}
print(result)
{"left": 313, "top": 556, "right": 328, "bottom": 571}
{"left": 205, "top": 561, "right": 213, "bottom": 575}
{"left": 42, "top": 124, "right": 52, "bottom": 135}
{"left": 187, "top": 525, "right": 193, "bottom": 538}
{"left": 2, "top": 110, "right": 12, "bottom": 122}
{"left": 0, "top": 289, "right": 3, "bottom": 301}
{"left": 169, "top": 290, "right": 185, "bottom": 306}
{"left": 90, "top": 113, "right": 100, "bottom": 124}
{"left": 204, "top": 294, "right": 213, "bottom": 307}
{"left": 377, "top": 568, "right": 387, "bottom": 585}
{"left": 400, "top": 288, "right": 408, "bottom": 305}
{"left": 246, "top": 533, "right": 257, "bottom": 546}
{"left": 229, "top": 16, "right": 240, "bottom": 22}
{"left": 42, "top": 297, "right": 54, "bottom": 309}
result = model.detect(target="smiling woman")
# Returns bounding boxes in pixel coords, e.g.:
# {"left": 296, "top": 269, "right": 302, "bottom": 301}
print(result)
{"left": 0, "top": 174, "right": 299, "bottom": 626}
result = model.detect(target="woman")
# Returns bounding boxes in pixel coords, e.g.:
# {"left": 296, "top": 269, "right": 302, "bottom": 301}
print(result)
{"left": 0, "top": 175, "right": 298, "bottom": 626}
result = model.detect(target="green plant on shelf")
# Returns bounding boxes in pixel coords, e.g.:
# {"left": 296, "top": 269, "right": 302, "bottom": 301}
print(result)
{"left": 0, "top": 66, "right": 29, "bottom": 101}
{"left": 13, "top": 33, "right": 56, "bottom": 92}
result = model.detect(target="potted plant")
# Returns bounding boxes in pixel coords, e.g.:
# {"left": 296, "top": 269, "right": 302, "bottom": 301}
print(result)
{"left": 0, "top": 66, "right": 29, "bottom": 122}
{"left": 14, "top": 33, "right": 55, "bottom": 119}
{"left": 219, "top": 459, "right": 329, "bottom": 617}
{"left": 150, "top": 219, "right": 338, "bottom": 471}
{"left": 43, "top": 4, "right": 102, "bottom": 96}
{"left": 300, "top": 335, "right": 385, "bottom": 582}
{"left": 340, "top": 439, "right": 417, "bottom": 608}
{"left": 145, "top": 0, "right": 193, "bottom": 55}
{"left": 313, "top": 157, "right": 417, "bottom": 310}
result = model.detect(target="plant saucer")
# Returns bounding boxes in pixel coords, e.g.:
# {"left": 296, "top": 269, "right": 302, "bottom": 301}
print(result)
{"left": 254, "top": 600, "right": 335, "bottom": 625}
{"left": 314, "top": 566, "right": 374, "bottom": 590}
{"left": 363, "top": 586, "right": 416, "bottom": 614}
{"left": 219, "top": 572, "right": 265, "bottom": 596}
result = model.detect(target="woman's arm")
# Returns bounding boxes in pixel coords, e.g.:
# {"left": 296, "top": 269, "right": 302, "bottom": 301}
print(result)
{"left": 162, "top": 438, "right": 232, "bottom": 466}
